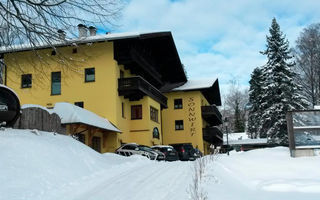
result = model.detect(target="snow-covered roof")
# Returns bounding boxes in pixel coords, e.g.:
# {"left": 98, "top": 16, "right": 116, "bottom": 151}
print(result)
{"left": 224, "top": 138, "right": 268, "bottom": 145}
{"left": 223, "top": 132, "right": 268, "bottom": 145}
{"left": 314, "top": 105, "right": 320, "bottom": 110}
{"left": 22, "top": 103, "right": 120, "bottom": 132}
{"left": 0, "top": 31, "right": 168, "bottom": 53}
{"left": 224, "top": 132, "right": 249, "bottom": 141}
{"left": 172, "top": 78, "right": 217, "bottom": 91}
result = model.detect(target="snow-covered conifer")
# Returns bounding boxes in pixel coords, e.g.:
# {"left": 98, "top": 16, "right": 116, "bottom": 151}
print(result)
{"left": 247, "top": 67, "right": 263, "bottom": 138}
{"left": 252, "top": 18, "right": 309, "bottom": 144}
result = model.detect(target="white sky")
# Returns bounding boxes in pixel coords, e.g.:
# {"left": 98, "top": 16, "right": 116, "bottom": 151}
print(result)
{"left": 114, "top": 0, "right": 320, "bottom": 93}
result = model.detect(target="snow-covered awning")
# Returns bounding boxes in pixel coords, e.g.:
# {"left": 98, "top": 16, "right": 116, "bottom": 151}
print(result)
{"left": 22, "top": 103, "right": 121, "bottom": 133}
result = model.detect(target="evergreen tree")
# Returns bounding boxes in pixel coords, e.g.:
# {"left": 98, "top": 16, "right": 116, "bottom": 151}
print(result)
{"left": 247, "top": 67, "right": 263, "bottom": 138}
{"left": 256, "top": 18, "right": 308, "bottom": 145}
{"left": 234, "top": 100, "right": 245, "bottom": 132}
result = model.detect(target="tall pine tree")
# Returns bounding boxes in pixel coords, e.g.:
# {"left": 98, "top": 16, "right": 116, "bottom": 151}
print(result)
{"left": 252, "top": 18, "right": 308, "bottom": 145}
{"left": 247, "top": 67, "right": 263, "bottom": 138}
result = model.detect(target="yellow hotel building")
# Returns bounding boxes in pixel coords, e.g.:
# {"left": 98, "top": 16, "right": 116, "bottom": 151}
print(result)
{"left": 0, "top": 26, "right": 222, "bottom": 154}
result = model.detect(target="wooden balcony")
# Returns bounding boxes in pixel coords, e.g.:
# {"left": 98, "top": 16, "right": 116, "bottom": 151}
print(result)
{"left": 201, "top": 105, "right": 222, "bottom": 126}
{"left": 118, "top": 76, "right": 168, "bottom": 108}
{"left": 203, "top": 127, "right": 223, "bottom": 145}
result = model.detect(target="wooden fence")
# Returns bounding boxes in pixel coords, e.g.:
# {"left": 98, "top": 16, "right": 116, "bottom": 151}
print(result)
{"left": 13, "top": 107, "right": 66, "bottom": 134}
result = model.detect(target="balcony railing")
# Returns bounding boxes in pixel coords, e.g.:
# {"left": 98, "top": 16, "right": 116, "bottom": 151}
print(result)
{"left": 203, "top": 127, "right": 223, "bottom": 145}
{"left": 201, "top": 105, "right": 222, "bottom": 126}
{"left": 118, "top": 76, "right": 167, "bottom": 108}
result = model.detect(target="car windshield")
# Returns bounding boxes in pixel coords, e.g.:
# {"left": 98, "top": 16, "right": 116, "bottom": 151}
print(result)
{"left": 184, "top": 145, "right": 193, "bottom": 150}
{"left": 138, "top": 146, "right": 152, "bottom": 151}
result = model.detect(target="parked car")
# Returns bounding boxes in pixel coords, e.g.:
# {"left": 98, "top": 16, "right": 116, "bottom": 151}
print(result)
{"left": 151, "top": 145, "right": 179, "bottom": 161}
{"left": 192, "top": 148, "right": 203, "bottom": 159}
{"left": 170, "top": 143, "right": 196, "bottom": 161}
{"left": 115, "top": 143, "right": 165, "bottom": 161}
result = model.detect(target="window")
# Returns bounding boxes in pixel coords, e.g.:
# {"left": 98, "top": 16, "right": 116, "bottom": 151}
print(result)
{"left": 150, "top": 106, "right": 158, "bottom": 122}
{"left": 51, "top": 50, "right": 56, "bottom": 55}
{"left": 77, "top": 134, "right": 85, "bottom": 144}
{"left": 72, "top": 48, "right": 78, "bottom": 54}
{"left": 175, "top": 120, "right": 184, "bottom": 130}
{"left": 120, "top": 70, "right": 124, "bottom": 78}
{"left": 85, "top": 68, "right": 95, "bottom": 82}
{"left": 21, "top": 74, "right": 32, "bottom": 88}
{"left": 91, "top": 136, "right": 101, "bottom": 153}
{"left": 174, "top": 99, "right": 183, "bottom": 109}
{"left": 74, "top": 101, "right": 84, "bottom": 108}
{"left": 131, "top": 105, "right": 142, "bottom": 120}
{"left": 153, "top": 127, "right": 160, "bottom": 139}
{"left": 51, "top": 72, "right": 61, "bottom": 95}
{"left": 122, "top": 102, "right": 125, "bottom": 118}
{"left": 122, "top": 144, "right": 136, "bottom": 150}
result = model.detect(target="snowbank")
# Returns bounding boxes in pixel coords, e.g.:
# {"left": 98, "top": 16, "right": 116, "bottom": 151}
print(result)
{"left": 206, "top": 147, "right": 320, "bottom": 200}
{"left": 1, "top": 128, "right": 319, "bottom": 200}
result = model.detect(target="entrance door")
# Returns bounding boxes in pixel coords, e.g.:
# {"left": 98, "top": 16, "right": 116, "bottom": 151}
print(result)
{"left": 91, "top": 136, "right": 101, "bottom": 153}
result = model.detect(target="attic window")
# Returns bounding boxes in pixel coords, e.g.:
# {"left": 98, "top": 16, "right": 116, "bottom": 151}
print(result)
{"left": 72, "top": 48, "right": 78, "bottom": 54}
{"left": 85, "top": 68, "right": 95, "bottom": 82}
{"left": 51, "top": 50, "right": 56, "bottom": 56}
{"left": 21, "top": 74, "right": 32, "bottom": 88}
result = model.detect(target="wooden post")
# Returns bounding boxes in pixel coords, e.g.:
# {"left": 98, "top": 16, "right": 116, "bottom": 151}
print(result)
{"left": 286, "top": 111, "right": 295, "bottom": 156}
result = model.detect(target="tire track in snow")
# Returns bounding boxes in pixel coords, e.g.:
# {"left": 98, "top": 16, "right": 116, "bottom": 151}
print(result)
{"left": 71, "top": 161, "right": 192, "bottom": 200}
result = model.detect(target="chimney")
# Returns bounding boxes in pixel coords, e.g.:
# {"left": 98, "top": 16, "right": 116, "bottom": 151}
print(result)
{"left": 57, "top": 29, "right": 66, "bottom": 40}
{"left": 88, "top": 26, "right": 97, "bottom": 36}
{"left": 77, "top": 24, "right": 87, "bottom": 38}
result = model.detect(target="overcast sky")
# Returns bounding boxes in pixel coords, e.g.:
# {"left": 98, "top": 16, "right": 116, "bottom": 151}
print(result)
{"left": 113, "top": 0, "right": 320, "bottom": 92}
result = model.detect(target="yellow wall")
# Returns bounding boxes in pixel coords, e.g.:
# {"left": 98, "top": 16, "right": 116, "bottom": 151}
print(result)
{"left": 4, "top": 42, "right": 163, "bottom": 152}
{"left": 162, "top": 91, "right": 206, "bottom": 152}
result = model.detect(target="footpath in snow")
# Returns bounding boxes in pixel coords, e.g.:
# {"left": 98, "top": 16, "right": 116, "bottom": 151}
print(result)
{"left": 1, "top": 128, "right": 320, "bottom": 200}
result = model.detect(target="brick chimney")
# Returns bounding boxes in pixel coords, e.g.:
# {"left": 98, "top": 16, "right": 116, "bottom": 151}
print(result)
{"left": 88, "top": 26, "right": 97, "bottom": 36}
{"left": 78, "top": 24, "right": 87, "bottom": 38}
{"left": 57, "top": 29, "right": 66, "bottom": 40}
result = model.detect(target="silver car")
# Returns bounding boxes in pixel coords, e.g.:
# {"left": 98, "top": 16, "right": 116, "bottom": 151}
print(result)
{"left": 115, "top": 143, "right": 165, "bottom": 161}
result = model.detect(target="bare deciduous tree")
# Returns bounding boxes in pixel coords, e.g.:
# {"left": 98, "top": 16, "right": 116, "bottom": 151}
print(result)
{"left": 222, "top": 80, "right": 248, "bottom": 133}
{"left": 0, "top": 0, "right": 123, "bottom": 84}
{"left": 0, "top": 0, "right": 123, "bottom": 47}
{"left": 294, "top": 23, "right": 320, "bottom": 107}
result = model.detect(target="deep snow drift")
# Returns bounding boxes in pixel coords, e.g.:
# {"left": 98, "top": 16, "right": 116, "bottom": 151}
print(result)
{"left": 1, "top": 128, "right": 320, "bottom": 200}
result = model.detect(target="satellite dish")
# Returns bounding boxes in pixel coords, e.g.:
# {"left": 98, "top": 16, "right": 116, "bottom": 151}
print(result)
{"left": 0, "top": 85, "right": 21, "bottom": 127}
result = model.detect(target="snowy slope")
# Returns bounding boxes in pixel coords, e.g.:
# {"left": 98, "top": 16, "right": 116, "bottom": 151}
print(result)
{"left": 206, "top": 148, "right": 320, "bottom": 200}
{"left": 0, "top": 129, "right": 192, "bottom": 200}
{"left": 1, "top": 128, "right": 320, "bottom": 200}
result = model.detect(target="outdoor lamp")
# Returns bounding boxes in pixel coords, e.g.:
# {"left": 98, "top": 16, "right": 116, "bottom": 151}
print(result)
{"left": 224, "top": 117, "right": 229, "bottom": 156}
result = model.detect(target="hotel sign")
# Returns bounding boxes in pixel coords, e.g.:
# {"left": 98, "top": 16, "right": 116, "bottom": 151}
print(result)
{"left": 188, "top": 97, "right": 196, "bottom": 136}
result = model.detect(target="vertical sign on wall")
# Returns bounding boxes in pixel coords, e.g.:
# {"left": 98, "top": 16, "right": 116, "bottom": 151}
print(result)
{"left": 188, "top": 97, "right": 196, "bottom": 136}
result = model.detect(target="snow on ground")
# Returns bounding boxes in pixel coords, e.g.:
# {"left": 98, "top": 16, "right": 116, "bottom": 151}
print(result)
{"left": 1, "top": 128, "right": 320, "bottom": 200}
{"left": 206, "top": 148, "right": 320, "bottom": 200}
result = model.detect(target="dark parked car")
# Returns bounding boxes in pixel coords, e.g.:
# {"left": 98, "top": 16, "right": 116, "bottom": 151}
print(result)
{"left": 115, "top": 143, "right": 165, "bottom": 161}
{"left": 170, "top": 143, "right": 196, "bottom": 161}
{"left": 193, "top": 148, "right": 203, "bottom": 159}
{"left": 151, "top": 145, "right": 179, "bottom": 161}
